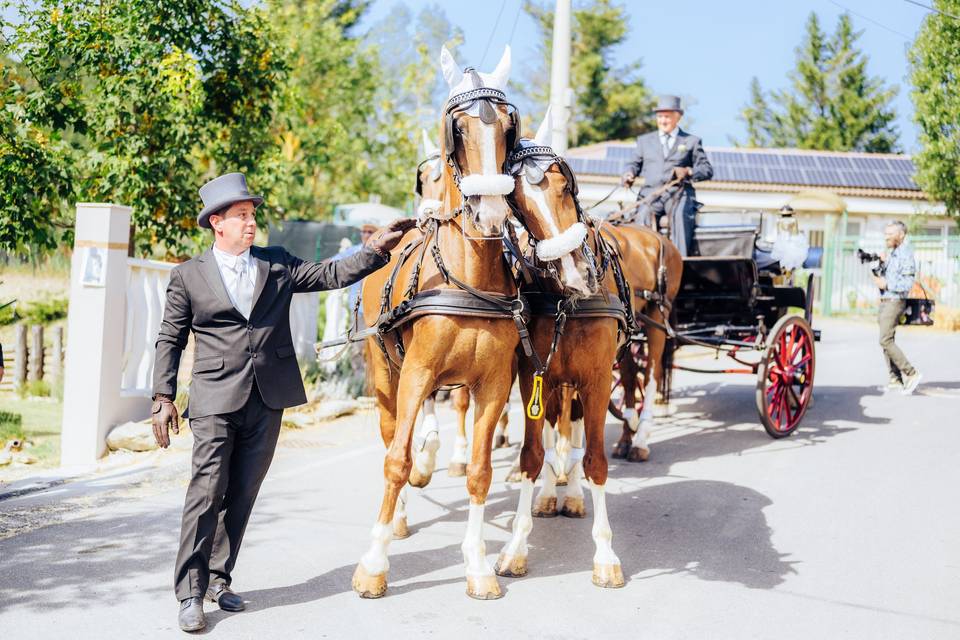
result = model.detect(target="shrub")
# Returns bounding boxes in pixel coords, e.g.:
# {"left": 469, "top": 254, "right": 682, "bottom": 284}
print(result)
{"left": 0, "top": 411, "right": 25, "bottom": 444}
{"left": 19, "top": 379, "right": 51, "bottom": 398}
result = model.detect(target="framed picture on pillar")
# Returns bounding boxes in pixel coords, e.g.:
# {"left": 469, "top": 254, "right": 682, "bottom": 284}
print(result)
{"left": 80, "top": 247, "right": 107, "bottom": 287}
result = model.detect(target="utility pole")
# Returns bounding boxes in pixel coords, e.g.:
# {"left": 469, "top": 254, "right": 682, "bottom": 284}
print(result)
{"left": 549, "top": 0, "right": 573, "bottom": 155}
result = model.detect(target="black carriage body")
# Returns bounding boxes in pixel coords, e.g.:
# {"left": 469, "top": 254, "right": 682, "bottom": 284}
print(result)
{"left": 673, "top": 257, "right": 807, "bottom": 336}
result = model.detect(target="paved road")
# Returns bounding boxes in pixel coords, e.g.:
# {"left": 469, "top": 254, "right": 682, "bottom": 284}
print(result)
{"left": 1, "top": 317, "right": 958, "bottom": 639}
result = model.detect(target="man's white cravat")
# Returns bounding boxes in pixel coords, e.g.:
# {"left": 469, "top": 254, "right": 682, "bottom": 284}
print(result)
{"left": 213, "top": 246, "right": 256, "bottom": 318}
{"left": 233, "top": 257, "right": 254, "bottom": 319}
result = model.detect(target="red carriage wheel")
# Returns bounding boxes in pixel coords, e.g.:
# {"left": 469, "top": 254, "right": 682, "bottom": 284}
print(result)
{"left": 756, "top": 314, "right": 816, "bottom": 438}
{"left": 608, "top": 341, "right": 647, "bottom": 422}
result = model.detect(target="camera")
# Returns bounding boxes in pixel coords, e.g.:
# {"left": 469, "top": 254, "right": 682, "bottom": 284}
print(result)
{"left": 857, "top": 248, "right": 885, "bottom": 277}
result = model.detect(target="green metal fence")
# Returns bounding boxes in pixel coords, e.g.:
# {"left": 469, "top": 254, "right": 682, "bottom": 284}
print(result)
{"left": 819, "top": 235, "right": 960, "bottom": 315}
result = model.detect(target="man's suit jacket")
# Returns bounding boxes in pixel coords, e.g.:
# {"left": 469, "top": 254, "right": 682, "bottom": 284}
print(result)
{"left": 152, "top": 245, "right": 387, "bottom": 418}
{"left": 624, "top": 128, "right": 714, "bottom": 201}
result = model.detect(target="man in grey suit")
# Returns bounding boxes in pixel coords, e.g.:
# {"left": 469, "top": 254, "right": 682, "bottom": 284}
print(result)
{"left": 621, "top": 95, "right": 714, "bottom": 256}
{"left": 151, "top": 172, "right": 414, "bottom": 632}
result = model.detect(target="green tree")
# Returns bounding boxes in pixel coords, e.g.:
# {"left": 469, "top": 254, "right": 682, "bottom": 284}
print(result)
{"left": 0, "top": 0, "right": 288, "bottom": 256}
{"left": 522, "top": 0, "right": 654, "bottom": 146}
{"left": 909, "top": 0, "right": 960, "bottom": 215}
{"left": 739, "top": 12, "right": 899, "bottom": 152}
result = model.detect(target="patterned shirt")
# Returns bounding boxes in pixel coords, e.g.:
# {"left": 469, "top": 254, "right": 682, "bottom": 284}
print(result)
{"left": 881, "top": 242, "right": 916, "bottom": 300}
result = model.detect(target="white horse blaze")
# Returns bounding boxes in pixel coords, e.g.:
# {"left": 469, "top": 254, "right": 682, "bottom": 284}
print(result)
{"left": 520, "top": 180, "right": 590, "bottom": 295}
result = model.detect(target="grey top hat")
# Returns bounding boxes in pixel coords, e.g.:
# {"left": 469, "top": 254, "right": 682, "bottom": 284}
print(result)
{"left": 197, "top": 172, "right": 264, "bottom": 229}
{"left": 653, "top": 95, "right": 684, "bottom": 114}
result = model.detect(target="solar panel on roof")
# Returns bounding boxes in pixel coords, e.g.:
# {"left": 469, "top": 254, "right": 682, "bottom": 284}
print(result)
{"left": 806, "top": 170, "right": 843, "bottom": 186}
{"left": 781, "top": 154, "right": 818, "bottom": 168}
{"left": 606, "top": 146, "right": 635, "bottom": 159}
{"left": 887, "top": 157, "right": 915, "bottom": 173}
{"left": 878, "top": 173, "right": 916, "bottom": 189}
{"left": 744, "top": 154, "right": 782, "bottom": 167}
{"left": 850, "top": 156, "right": 891, "bottom": 172}
{"left": 767, "top": 168, "right": 805, "bottom": 184}
{"left": 816, "top": 156, "right": 854, "bottom": 170}
{"left": 713, "top": 151, "right": 746, "bottom": 164}
{"left": 840, "top": 171, "right": 882, "bottom": 188}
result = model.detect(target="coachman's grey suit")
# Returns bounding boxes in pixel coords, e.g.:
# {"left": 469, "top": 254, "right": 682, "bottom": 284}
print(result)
{"left": 153, "top": 244, "right": 387, "bottom": 601}
{"left": 625, "top": 128, "right": 713, "bottom": 256}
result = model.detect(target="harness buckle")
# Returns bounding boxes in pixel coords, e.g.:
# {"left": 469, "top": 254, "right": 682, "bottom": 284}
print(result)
{"left": 526, "top": 371, "right": 545, "bottom": 420}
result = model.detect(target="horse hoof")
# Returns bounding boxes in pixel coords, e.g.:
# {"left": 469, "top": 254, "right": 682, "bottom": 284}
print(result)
{"left": 408, "top": 466, "right": 433, "bottom": 488}
{"left": 447, "top": 462, "right": 467, "bottom": 477}
{"left": 611, "top": 443, "right": 627, "bottom": 459}
{"left": 555, "top": 473, "right": 568, "bottom": 487}
{"left": 627, "top": 447, "right": 650, "bottom": 462}
{"left": 494, "top": 553, "right": 528, "bottom": 577}
{"left": 592, "top": 563, "right": 625, "bottom": 589}
{"left": 532, "top": 496, "right": 558, "bottom": 518}
{"left": 352, "top": 565, "right": 388, "bottom": 598}
{"left": 392, "top": 517, "right": 410, "bottom": 540}
{"left": 505, "top": 469, "right": 522, "bottom": 483}
{"left": 466, "top": 575, "right": 503, "bottom": 600}
{"left": 560, "top": 496, "right": 586, "bottom": 518}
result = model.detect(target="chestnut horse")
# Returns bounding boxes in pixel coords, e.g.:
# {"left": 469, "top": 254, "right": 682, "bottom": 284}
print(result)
{"left": 411, "top": 131, "right": 510, "bottom": 486}
{"left": 495, "top": 114, "right": 629, "bottom": 587}
{"left": 352, "top": 47, "right": 583, "bottom": 600}
{"left": 602, "top": 222, "right": 682, "bottom": 462}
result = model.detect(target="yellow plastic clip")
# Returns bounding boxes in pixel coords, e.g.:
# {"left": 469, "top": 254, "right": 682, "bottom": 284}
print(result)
{"left": 526, "top": 372, "right": 545, "bottom": 420}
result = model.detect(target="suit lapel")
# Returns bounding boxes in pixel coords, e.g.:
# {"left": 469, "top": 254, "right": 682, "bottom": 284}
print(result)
{"left": 197, "top": 248, "right": 235, "bottom": 312}
{"left": 666, "top": 129, "right": 686, "bottom": 161}
{"left": 249, "top": 246, "right": 270, "bottom": 317}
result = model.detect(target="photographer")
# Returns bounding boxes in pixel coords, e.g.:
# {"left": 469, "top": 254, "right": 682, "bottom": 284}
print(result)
{"left": 874, "top": 221, "right": 922, "bottom": 394}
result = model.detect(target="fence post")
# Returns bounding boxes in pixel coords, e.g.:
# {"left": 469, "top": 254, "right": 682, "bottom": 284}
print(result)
{"left": 60, "top": 203, "right": 133, "bottom": 468}
{"left": 50, "top": 326, "right": 64, "bottom": 385}
{"left": 28, "top": 324, "right": 44, "bottom": 384}
{"left": 14, "top": 324, "right": 27, "bottom": 391}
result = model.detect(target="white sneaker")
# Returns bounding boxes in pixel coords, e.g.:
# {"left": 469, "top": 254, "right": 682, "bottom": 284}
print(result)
{"left": 901, "top": 371, "right": 922, "bottom": 395}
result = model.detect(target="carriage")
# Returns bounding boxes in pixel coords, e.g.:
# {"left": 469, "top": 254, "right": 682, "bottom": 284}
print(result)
{"left": 609, "top": 210, "right": 822, "bottom": 438}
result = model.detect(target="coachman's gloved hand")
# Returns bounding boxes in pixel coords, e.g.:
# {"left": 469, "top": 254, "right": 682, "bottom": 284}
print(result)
{"left": 368, "top": 218, "right": 418, "bottom": 257}
{"left": 152, "top": 394, "right": 179, "bottom": 448}
{"left": 620, "top": 173, "right": 635, "bottom": 188}
{"left": 673, "top": 166, "right": 692, "bottom": 181}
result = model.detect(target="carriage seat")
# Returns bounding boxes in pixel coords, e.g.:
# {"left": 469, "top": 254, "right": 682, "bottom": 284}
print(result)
{"left": 693, "top": 224, "right": 757, "bottom": 258}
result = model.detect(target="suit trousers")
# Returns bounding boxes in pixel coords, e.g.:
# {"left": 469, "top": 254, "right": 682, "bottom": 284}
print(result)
{"left": 174, "top": 385, "right": 282, "bottom": 600}
{"left": 878, "top": 299, "right": 916, "bottom": 381}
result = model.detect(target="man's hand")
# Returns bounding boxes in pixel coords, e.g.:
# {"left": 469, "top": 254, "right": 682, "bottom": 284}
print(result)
{"left": 620, "top": 173, "right": 635, "bottom": 188}
{"left": 368, "top": 218, "right": 418, "bottom": 257}
{"left": 874, "top": 275, "right": 887, "bottom": 290}
{"left": 152, "top": 395, "right": 179, "bottom": 448}
{"left": 673, "top": 166, "right": 692, "bottom": 180}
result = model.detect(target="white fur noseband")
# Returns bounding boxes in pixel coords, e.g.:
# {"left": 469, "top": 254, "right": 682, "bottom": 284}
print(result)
{"left": 535, "top": 222, "right": 587, "bottom": 261}
{"left": 458, "top": 174, "right": 515, "bottom": 197}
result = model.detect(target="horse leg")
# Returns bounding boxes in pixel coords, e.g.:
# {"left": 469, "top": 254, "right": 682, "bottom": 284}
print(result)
{"left": 461, "top": 376, "right": 511, "bottom": 600}
{"left": 493, "top": 401, "right": 511, "bottom": 449}
{"left": 553, "top": 390, "right": 572, "bottom": 486}
{"left": 560, "top": 395, "right": 586, "bottom": 518}
{"left": 495, "top": 397, "right": 543, "bottom": 578}
{"left": 612, "top": 350, "right": 638, "bottom": 459}
{"left": 353, "top": 365, "right": 434, "bottom": 598}
{"left": 409, "top": 391, "right": 440, "bottom": 488}
{"left": 531, "top": 416, "right": 561, "bottom": 517}
{"left": 447, "top": 386, "right": 470, "bottom": 477}
{"left": 393, "top": 485, "right": 410, "bottom": 539}
{"left": 581, "top": 379, "right": 625, "bottom": 588}
{"left": 629, "top": 322, "right": 664, "bottom": 463}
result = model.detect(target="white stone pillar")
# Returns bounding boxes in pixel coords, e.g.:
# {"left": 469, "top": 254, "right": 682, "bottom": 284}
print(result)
{"left": 60, "top": 203, "right": 136, "bottom": 468}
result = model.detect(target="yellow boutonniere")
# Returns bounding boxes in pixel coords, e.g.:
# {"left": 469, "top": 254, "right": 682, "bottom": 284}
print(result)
{"left": 677, "top": 144, "right": 688, "bottom": 154}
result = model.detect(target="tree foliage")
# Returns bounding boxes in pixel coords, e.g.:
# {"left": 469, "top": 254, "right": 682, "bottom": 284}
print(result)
{"left": 909, "top": 0, "right": 960, "bottom": 215}
{"left": 738, "top": 12, "right": 899, "bottom": 152}
{"left": 1, "top": 0, "right": 289, "bottom": 256}
{"left": 521, "top": 0, "right": 654, "bottom": 146}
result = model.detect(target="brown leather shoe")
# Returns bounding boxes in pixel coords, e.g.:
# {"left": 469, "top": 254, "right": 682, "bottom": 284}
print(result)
{"left": 205, "top": 584, "right": 245, "bottom": 612}
{"left": 178, "top": 597, "right": 206, "bottom": 632}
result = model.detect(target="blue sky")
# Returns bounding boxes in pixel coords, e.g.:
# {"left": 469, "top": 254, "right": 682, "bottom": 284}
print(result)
{"left": 362, "top": 0, "right": 929, "bottom": 152}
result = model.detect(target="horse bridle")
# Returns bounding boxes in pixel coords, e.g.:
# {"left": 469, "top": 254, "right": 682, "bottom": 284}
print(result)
{"left": 414, "top": 150, "right": 441, "bottom": 198}
{"left": 505, "top": 142, "right": 600, "bottom": 291}
{"left": 442, "top": 69, "right": 521, "bottom": 189}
